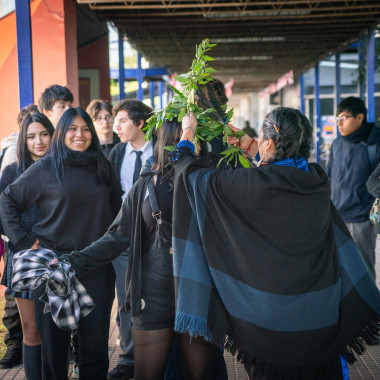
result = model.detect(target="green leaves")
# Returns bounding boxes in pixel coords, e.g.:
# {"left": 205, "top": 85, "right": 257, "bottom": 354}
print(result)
{"left": 174, "top": 75, "right": 188, "bottom": 83}
{"left": 205, "top": 67, "right": 216, "bottom": 74}
{"left": 226, "top": 108, "right": 234, "bottom": 123}
{"left": 238, "top": 154, "right": 251, "bottom": 168}
{"left": 178, "top": 108, "right": 187, "bottom": 122}
{"left": 144, "top": 38, "right": 253, "bottom": 170}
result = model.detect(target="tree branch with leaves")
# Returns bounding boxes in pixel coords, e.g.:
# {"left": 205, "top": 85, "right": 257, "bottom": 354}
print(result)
{"left": 144, "top": 38, "right": 253, "bottom": 168}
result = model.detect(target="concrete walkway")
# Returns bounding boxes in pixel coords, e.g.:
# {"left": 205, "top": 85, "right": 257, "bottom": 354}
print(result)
{"left": 1, "top": 243, "right": 380, "bottom": 380}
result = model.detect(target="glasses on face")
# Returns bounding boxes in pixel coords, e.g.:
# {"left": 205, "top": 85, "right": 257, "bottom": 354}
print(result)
{"left": 94, "top": 115, "right": 113, "bottom": 122}
{"left": 335, "top": 114, "right": 353, "bottom": 122}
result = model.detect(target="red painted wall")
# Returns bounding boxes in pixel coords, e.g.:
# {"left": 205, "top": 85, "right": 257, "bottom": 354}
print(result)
{"left": 0, "top": 0, "right": 79, "bottom": 141}
{"left": 78, "top": 35, "right": 111, "bottom": 102}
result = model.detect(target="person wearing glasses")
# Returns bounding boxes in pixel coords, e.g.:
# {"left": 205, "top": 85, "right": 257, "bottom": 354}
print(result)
{"left": 86, "top": 100, "right": 120, "bottom": 158}
{"left": 326, "top": 96, "right": 380, "bottom": 281}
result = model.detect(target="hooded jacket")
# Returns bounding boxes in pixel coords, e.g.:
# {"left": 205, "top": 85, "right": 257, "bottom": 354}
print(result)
{"left": 326, "top": 122, "right": 380, "bottom": 223}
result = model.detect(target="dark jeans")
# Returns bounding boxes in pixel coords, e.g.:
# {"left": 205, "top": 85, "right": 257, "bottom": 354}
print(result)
{"left": 3, "top": 292, "right": 23, "bottom": 350}
{"left": 346, "top": 220, "right": 377, "bottom": 281}
{"left": 34, "top": 264, "right": 115, "bottom": 380}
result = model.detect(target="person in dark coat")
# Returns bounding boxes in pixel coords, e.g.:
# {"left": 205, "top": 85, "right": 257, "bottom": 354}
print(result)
{"left": 326, "top": 96, "right": 380, "bottom": 281}
{"left": 57, "top": 118, "right": 228, "bottom": 380}
{"left": 56, "top": 119, "right": 179, "bottom": 380}
{"left": 106, "top": 99, "right": 154, "bottom": 380}
{"left": 0, "top": 112, "right": 54, "bottom": 378}
{"left": 171, "top": 108, "right": 380, "bottom": 380}
{"left": 0, "top": 107, "right": 122, "bottom": 380}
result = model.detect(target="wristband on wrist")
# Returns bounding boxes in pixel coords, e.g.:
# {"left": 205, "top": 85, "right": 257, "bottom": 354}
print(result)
{"left": 245, "top": 138, "right": 256, "bottom": 158}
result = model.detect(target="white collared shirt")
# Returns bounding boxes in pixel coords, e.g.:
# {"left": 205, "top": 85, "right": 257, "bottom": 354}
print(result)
{"left": 120, "top": 140, "right": 153, "bottom": 200}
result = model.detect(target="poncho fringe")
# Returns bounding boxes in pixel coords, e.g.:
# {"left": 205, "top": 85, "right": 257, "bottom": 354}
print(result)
{"left": 177, "top": 312, "right": 379, "bottom": 379}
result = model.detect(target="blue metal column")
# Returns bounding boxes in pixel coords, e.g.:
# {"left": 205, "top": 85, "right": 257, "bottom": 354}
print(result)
{"left": 159, "top": 81, "right": 164, "bottom": 109}
{"left": 335, "top": 53, "right": 341, "bottom": 105}
{"left": 367, "top": 31, "right": 375, "bottom": 123}
{"left": 299, "top": 74, "right": 305, "bottom": 113}
{"left": 358, "top": 39, "right": 366, "bottom": 99}
{"left": 137, "top": 53, "right": 144, "bottom": 101}
{"left": 15, "top": 0, "right": 34, "bottom": 108}
{"left": 150, "top": 81, "right": 155, "bottom": 109}
{"left": 118, "top": 32, "right": 125, "bottom": 100}
{"left": 314, "top": 64, "right": 321, "bottom": 164}
{"left": 335, "top": 53, "right": 341, "bottom": 137}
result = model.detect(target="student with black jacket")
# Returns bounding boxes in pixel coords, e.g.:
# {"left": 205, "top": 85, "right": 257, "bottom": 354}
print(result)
{"left": 56, "top": 118, "right": 228, "bottom": 380}
{"left": 0, "top": 108, "right": 122, "bottom": 380}
{"left": 0, "top": 112, "right": 54, "bottom": 379}
{"left": 106, "top": 99, "right": 154, "bottom": 380}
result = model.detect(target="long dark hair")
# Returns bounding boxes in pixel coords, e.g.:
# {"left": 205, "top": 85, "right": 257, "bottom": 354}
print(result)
{"left": 262, "top": 107, "right": 313, "bottom": 163}
{"left": 17, "top": 112, "right": 55, "bottom": 173}
{"left": 154, "top": 119, "right": 182, "bottom": 177}
{"left": 48, "top": 107, "right": 114, "bottom": 185}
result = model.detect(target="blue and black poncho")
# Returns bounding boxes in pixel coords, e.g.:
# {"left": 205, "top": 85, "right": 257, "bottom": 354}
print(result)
{"left": 173, "top": 153, "right": 380, "bottom": 380}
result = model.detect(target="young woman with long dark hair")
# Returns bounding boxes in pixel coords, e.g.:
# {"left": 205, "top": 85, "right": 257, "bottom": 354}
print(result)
{"left": 0, "top": 111, "right": 54, "bottom": 379}
{"left": 0, "top": 107, "right": 122, "bottom": 380}
{"left": 55, "top": 119, "right": 180, "bottom": 379}
{"left": 54, "top": 118, "right": 227, "bottom": 380}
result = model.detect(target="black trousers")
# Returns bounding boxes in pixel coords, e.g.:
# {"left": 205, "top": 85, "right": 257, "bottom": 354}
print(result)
{"left": 3, "top": 292, "right": 23, "bottom": 350}
{"left": 33, "top": 264, "right": 115, "bottom": 380}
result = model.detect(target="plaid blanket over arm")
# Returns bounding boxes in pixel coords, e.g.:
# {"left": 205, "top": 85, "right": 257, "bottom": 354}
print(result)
{"left": 173, "top": 157, "right": 380, "bottom": 379}
{"left": 12, "top": 248, "right": 95, "bottom": 330}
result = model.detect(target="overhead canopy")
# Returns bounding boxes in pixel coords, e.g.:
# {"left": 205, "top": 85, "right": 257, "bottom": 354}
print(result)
{"left": 75, "top": 0, "right": 380, "bottom": 92}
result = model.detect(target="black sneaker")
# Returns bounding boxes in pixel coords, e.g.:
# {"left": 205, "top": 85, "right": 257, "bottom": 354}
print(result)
{"left": 107, "top": 364, "right": 134, "bottom": 380}
{"left": 0, "top": 347, "right": 23, "bottom": 369}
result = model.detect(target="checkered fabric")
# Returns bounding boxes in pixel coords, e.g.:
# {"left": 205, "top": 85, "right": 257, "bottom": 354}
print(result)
{"left": 12, "top": 248, "right": 95, "bottom": 330}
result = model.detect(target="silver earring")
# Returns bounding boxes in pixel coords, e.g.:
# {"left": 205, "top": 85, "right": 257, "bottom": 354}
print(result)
{"left": 257, "top": 153, "right": 265, "bottom": 167}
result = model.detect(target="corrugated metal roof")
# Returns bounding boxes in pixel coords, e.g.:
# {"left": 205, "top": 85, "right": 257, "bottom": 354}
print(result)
{"left": 76, "top": 0, "right": 380, "bottom": 91}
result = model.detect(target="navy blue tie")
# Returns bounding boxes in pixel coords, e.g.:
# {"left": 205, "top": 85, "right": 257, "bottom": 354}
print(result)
{"left": 133, "top": 151, "right": 143, "bottom": 184}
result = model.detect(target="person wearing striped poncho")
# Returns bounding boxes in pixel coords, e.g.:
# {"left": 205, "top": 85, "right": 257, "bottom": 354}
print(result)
{"left": 172, "top": 108, "right": 380, "bottom": 380}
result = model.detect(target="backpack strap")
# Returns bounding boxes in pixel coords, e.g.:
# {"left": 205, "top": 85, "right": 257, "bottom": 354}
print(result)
{"left": 147, "top": 177, "right": 162, "bottom": 225}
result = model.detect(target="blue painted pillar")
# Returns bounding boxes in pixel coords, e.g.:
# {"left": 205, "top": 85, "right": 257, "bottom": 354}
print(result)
{"left": 300, "top": 74, "right": 305, "bottom": 114}
{"left": 159, "top": 81, "right": 164, "bottom": 109}
{"left": 150, "top": 81, "right": 155, "bottom": 109}
{"left": 367, "top": 31, "right": 375, "bottom": 123}
{"left": 15, "top": 0, "right": 34, "bottom": 108}
{"left": 335, "top": 53, "right": 341, "bottom": 105}
{"left": 314, "top": 64, "right": 321, "bottom": 164}
{"left": 137, "top": 53, "right": 144, "bottom": 101}
{"left": 335, "top": 53, "right": 341, "bottom": 137}
{"left": 358, "top": 39, "right": 366, "bottom": 99}
{"left": 118, "top": 32, "right": 125, "bottom": 100}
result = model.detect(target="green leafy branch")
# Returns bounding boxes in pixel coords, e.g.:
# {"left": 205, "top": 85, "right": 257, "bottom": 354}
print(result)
{"left": 143, "top": 38, "right": 253, "bottom": 168}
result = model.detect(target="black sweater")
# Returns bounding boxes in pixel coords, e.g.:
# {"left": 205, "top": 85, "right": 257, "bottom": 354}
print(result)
{"left": 0, "top": 162, "right": 40, "bottom": 252}
{"left": 0, "top": 155, "right": 122, "bottom": 255}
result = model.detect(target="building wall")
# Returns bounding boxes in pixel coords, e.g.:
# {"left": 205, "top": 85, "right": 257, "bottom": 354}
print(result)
{"left": 78, "top": 35, "right": 111, "bottom": 108}
{"left": 0, "top": 0, "right": 79, "bottom": 141}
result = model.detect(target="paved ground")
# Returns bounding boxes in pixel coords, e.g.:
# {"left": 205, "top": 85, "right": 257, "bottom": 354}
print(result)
{"left": 1, "top": 242, "right": 380, "bottom": 380}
